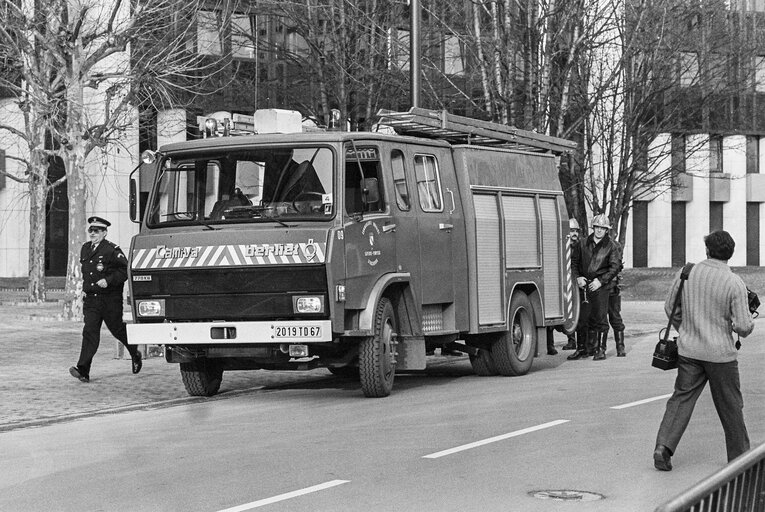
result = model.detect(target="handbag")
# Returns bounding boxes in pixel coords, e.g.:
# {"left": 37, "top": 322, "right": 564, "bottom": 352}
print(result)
{"left": 652, "top": 263, "right": 694, "bottom": 370}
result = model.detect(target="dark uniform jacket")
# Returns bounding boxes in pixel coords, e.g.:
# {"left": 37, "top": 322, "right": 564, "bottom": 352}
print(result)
{"left": 80, "top": 239, "right": 128, "bottom": 296}
{"left": 572, "top": 233, "right": 621, "bottom": 290}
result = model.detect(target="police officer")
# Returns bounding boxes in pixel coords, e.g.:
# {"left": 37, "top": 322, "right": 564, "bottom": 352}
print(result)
{"left": 69, "top": 216, "right": 141, "bottom": 382}
{"left": 568, "top": 214, "right": 621, "bottom": 361}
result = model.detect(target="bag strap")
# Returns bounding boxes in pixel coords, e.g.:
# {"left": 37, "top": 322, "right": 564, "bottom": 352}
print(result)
{"left": 663, "top": 262, "right": 694, "bottom": 341}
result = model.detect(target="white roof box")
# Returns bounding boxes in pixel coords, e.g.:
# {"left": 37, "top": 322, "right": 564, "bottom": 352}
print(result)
{"left": 253, "top": 109, "right": 303, "bottom": 134}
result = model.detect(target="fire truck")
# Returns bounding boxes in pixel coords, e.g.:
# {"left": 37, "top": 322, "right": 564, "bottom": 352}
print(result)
{"left": 126, "top": 108, "right": 579, "bottom": 397}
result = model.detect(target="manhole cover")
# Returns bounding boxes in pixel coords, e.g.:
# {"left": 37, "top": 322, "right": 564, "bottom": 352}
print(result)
{"left": 530, "top": 490, "right": 605, "bottom": 502}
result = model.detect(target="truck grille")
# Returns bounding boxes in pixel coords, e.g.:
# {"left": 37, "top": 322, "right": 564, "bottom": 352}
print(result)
{"left": 131, "top": 266, "right": 327, "bottom": 321}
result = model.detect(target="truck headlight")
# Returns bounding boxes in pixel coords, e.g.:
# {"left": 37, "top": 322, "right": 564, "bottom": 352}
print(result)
{"left": 294, "top": 296, "right": 324, "bottom": 314}
{"left": 137, "top": 299, "right": 165, "bottom": 317}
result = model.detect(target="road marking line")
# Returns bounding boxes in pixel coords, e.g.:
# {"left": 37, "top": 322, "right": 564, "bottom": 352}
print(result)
{"left": 611, "top": 394, "right": 672, "bottom": 410}
{"left": 216, "top": 480, "right": 350, "bottom": 511}
{"left": 422, "top": 419, "right": 570, "bottom": 459}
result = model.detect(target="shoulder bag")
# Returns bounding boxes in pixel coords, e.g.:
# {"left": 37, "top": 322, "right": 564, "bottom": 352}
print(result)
{"left": 652, "top": 263, "right": 694, "bottom": 371}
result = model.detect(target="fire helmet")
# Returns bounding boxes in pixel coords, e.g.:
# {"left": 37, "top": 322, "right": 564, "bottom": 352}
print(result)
{"left": 569, "top": 218, "right": 580, "bottom": 230}
{"left": 591, "top": 214, "right": 611, "bottom": 229}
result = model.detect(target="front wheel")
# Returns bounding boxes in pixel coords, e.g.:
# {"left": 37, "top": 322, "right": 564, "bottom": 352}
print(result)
{"left": 492, "top": 292, "right": 537, "bottom": 376}
{"left": 180, "top": 360, "right": 223, "bottom": 396}
{"left": 359, "top": 298, "right": 397, "bottom": 397}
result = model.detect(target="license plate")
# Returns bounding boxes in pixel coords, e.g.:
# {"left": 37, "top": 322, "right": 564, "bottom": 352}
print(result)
{"left": 273, "top": 325, "right": 322, "bottom": 338}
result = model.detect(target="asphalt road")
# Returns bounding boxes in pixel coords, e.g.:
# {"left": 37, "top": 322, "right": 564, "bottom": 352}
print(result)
{"left": 1, "top": 324, "right": 764, "bottom": 512}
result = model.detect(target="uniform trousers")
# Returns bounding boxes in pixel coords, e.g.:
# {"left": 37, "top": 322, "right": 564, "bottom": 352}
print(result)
{"left": 77, "top": 294, "right": 137, "bottom": 378}
{"left": 608, "top": 287, "right": 625, "bottom": 331}
{"left": 656, "top": 355, "right": 750, "bottom": 462}
{"left": 579, "top": 286, "right": 609, "bottom": 332}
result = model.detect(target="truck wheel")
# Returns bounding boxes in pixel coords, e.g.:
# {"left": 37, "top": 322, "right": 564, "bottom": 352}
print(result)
{"left": 180, "top": 360, "right": 223, "bottom": 396}
{"left": 492, "top": 293, "right": 536, "bottom": 376}
{"left": 359, "top": 297, "right": 397, "bottom": 397}
{"left": 469, "top": 348, "right": 498, "bottom": 376}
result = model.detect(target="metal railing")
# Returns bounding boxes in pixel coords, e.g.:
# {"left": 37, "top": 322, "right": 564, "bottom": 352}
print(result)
{"left": 655, "top": 441, "right": 765, "bottom": 512}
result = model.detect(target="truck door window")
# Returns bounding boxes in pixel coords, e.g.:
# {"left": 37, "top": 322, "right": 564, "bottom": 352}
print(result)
{"left": 391, "top": 150, "right": 410, "bottom": 211}
{"left": 414, "top": 154, "right": 443, "bottom": 212}
{"left": 345, "top": 145, "right": 385, "bottom": 215}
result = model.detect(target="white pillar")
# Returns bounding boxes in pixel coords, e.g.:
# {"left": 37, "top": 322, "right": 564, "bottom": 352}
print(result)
{"left": 685, "top": 134, "right": 710, "bottom": 263}
{"left": 723, "top": 135, "right": 747, "bottom": 266}
{"left": 646, "top": 134, "right": 672, "bottom": 267}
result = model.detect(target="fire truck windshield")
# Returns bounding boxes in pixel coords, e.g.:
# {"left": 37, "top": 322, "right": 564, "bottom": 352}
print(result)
{"left": 146, "top": 146, "right": 334, "bottom": 227}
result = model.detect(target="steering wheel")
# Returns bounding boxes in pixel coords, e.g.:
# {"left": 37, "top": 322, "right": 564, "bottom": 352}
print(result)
{"left": 292, "top": 191, "right": 325, "bottom": 212}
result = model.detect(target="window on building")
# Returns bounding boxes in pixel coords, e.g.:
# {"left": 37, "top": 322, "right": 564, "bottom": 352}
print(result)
{"left": 707, "top": 53, "right": 728, "bottom": 90}
{"left": 414, "top": 154, "right": 443, "bottom": 212}
{"left": 232, "top": 14, "right": 255, "bottom": 59}
{"left": 197, "top": 10, "right": 223, "bottom": 56}
{"left": 747, "top": 136, "right": 760, "bottom": 174}
{"left": 671, "top": 134, "right": 686, "bottom": 174}
{"left": 391, "top": 150, "right": 411, "bottom": 211}
{"left": 443, "top": 35, "right": 464, "bottom": 76}
{"left": 755, "top": 55, "right": 765, "bottom": 92}
{"left": 679, "top": 52, "right": 699, "bottom": 87}
{"left": 286, "top": 30, "right": 310, "bottom": 57}
{"left": 710, "top": 135, "right": 724, "bottom": 173}
{"left": 710, "top": 202, "right": 724, "bottom": 232}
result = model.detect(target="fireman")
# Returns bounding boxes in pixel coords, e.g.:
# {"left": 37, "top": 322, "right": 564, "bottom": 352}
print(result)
{"left": 561, "top": 218, "right": 581, "bottom": 350}
{"left": 606, "top": 239, "right": 627, "bottom": 357}
{"left": 69, "top": 216, "right": 142, "bottom": 383}
{"left": 568, "top": 214, "right": 621, "bottom": 361}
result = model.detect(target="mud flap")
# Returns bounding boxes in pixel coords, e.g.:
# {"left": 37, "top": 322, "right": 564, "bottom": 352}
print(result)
{"left": 395, "top": 335, "right": 426, "bottom": 370}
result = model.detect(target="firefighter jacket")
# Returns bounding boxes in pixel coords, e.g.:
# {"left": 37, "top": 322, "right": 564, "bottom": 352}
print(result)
{"left": 80, "top": 239, "right": 128, "bottom": 296}
{"left": 572, "top": 233, "right": 621, "bottom": 290}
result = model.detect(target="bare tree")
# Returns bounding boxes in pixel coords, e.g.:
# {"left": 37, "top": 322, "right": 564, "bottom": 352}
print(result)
{"left": 0, "top": 0, "right": 237, "bottom": 317}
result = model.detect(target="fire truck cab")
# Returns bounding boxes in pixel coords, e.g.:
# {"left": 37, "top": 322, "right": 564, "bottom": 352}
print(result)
{"left": 127, "top": 108, "right": 578, "bottom": 397}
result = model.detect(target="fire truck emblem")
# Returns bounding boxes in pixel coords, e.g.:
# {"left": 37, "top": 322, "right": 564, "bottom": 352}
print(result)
{"left": 362, "top": 221, "right": 381, "bottom": 267}
{"left": 303, "top": 239, "right": 318, "bottom": 261}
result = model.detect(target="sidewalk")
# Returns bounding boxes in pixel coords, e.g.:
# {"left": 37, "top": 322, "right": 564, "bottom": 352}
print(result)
{"left": 0, "top": 291, "right": 668, "bottom": 432}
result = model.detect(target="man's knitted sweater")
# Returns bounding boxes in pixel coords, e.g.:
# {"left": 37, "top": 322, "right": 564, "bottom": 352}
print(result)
{"left": 664, "top": 258, "right": 754, "bottom": 363}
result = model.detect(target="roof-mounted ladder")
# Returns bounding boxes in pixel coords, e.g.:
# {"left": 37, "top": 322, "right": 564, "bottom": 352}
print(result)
{"left": 376, "top": 108, "right": 577, "bottom": 155}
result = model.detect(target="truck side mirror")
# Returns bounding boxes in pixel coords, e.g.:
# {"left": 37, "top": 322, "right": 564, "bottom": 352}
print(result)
{"left": 129, "top": 178, "right": 138, "bottom": 222}
{"left": 363, "top": 177, "right": 379, "bottom": 204}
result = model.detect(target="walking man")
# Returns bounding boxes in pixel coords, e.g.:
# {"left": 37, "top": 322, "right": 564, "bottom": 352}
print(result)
{"left": 654, "top": 230, "right": 754, "bottom": 471}
{"left": 69, "top": 216, "right": 142, "bottom": 383}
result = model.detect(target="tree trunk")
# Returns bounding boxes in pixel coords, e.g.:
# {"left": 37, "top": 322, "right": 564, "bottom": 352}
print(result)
{"left": 27, "top": 150, "right": 48, "bottom": 303}
{"left": 62, "top": 148, "right": 86, "bottom": 321}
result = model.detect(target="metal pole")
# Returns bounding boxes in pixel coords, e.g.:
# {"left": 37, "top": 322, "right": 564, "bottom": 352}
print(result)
{"left": 410, "top": 0, "right": 421, "bottom": 108}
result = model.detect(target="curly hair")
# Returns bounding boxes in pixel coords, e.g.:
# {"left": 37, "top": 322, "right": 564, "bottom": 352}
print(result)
{"left": 704, "top": 230, "right": 736, "bottom": 261}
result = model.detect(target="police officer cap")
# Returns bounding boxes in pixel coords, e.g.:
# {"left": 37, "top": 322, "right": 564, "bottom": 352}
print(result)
{"left": 88, "top": 216, "right": 111, "bottom": 229}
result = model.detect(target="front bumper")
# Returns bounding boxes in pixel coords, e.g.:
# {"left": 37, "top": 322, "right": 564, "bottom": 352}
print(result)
{"left": 126, "top": 320, "right": 333, "bottom": 345}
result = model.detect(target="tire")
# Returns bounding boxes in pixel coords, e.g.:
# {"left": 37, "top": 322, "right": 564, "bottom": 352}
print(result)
{"left": 469, "top": 348, "right": 498, "bottom": 376}
{"left": 492, "top": 292, "right": 537, "bottom": 376}
{"left": 180, "top": 360, "right": 223, "bottom": 396}
{"left": 359, "top": 297, "right": 397, "bottom": 397}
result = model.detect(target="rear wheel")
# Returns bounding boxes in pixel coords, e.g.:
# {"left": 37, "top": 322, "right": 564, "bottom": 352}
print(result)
{"left": 469, "top": 348, "right": 498, "bottom": 376}
{"left": 359, "top": 297, "right": 397, "bottom": 397}
{"left": 180, "top": 360, "right": 223, "bottom": 396}
{"left": 492, "top": 293, "right": 537, "bottom": 376}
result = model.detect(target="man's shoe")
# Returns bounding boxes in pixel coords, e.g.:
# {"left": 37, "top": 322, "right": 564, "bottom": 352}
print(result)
{"left": 654, "top": 445, "right": 672, "bottom": 471}
{"left": 567, "top": 349, "right": 588, "bottom": 360}
{"left": 547, "top": 346, "right": 558, "bottom": 355}
{"left": 561, "top": 340, "right": 577, "bottom": 350}
{"left": 132, "top": 352, "right": 142, "bottom": 374}
{"left": 69, "top": 366, "right": 89, "bottom": 383}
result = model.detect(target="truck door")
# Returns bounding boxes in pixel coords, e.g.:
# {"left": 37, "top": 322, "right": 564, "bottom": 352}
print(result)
{"left": 411, "top": 151, "right": 461, "bottom": 309}
{"left": 342, "top": 145, "right": 397, "bottom": 305}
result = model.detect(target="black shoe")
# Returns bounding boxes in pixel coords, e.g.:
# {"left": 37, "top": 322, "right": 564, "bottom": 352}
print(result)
{"left": 654, "top": 445, "right": 672, "bottom": 471}
{"left": 131, "top": 352, "right": 142, "bottom": 374}
{"left": 561, "top": 341, "right": 577, "bottom": 350}
{"left": 69, "top": 366, "right": 89, "bottom": 383}
{"left": 567, "top": 349, "right": 588, "bottom": 360}
{"left": 547, "top": 346, "right": 558, "bottom": 355}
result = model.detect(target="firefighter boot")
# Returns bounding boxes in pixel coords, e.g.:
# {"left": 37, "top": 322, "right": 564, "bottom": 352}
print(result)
{"left": 615, "top": 330, "right": 626, "bottom": 357}
{"left": 585, "top": 329, "right": 598, "bottom": 356}
{"left": 566, "top": 331, "right": 589, "bottom": 360}
{"left": 562, "top": 333, "right": 577, "bottom": 350}
{"left": 546, "top": 328, "right": 558, "bottom": 355}
{"left": 593, "top": 331, "right": 607, "bottom": 360}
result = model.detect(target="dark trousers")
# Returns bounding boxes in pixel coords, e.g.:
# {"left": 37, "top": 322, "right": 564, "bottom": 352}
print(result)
{"left": 656, "top": 355, "right": 750, "bottom": 462}
{"left": 608, "top": 288, "right": 625, "bottom": 331}
{"left": 579, "top": 286, "right": 609, "bottom": 332}
{"left": 77, "top": 294, "right": 136, "bottom": 378}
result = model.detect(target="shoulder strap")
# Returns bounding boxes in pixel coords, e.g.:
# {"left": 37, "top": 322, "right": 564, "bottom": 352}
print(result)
{"left": 664, "top": 263, "right": 694, "bottom": 339}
